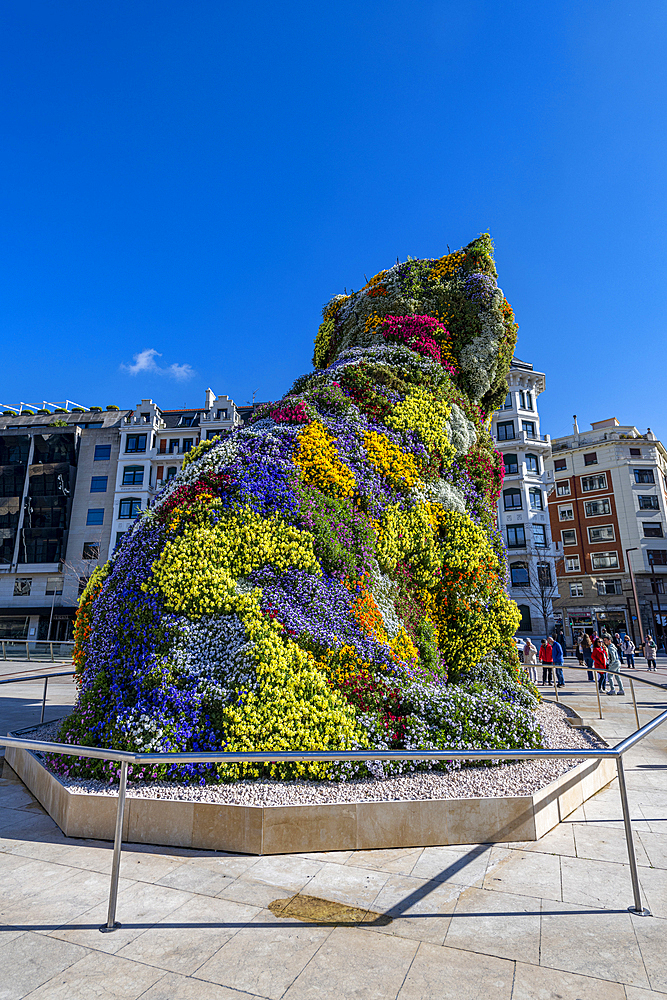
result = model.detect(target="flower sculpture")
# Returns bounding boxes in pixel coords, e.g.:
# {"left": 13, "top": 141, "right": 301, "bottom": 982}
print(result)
{"left": 57, "top": 234, "right": 542, "bottom": 785}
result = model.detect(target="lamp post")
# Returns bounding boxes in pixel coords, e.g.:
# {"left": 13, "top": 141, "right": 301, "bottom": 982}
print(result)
{"left": 649, "top": 551, "right": 664, "bottom": 653}
{"left": 626, "top": 547, "right": 645, "bottom": 651}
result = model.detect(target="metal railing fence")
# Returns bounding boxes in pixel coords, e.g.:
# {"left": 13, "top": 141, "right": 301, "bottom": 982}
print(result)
{"left": 1, "top": 640, "right": 74, "bottom": 662}
{"left": 1, "top": 664, "right": 666, "bottom": 931}
{"left": 0, "top": 668, "right": 75, "bottom": 723}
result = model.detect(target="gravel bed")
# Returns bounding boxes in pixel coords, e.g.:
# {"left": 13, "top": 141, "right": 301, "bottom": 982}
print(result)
{"left": 24, "top": 702, "right": 606, "bottom": 805}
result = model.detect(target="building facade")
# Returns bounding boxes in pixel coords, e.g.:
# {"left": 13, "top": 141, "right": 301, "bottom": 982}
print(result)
{"left": 546, "top": 417, "right": 667, "bottom": 647}
{"left": 0, "top": 408, "right": 129, "bottom": 640}
{"left": 0, "top": 389, "right": 241, "bottom": 641}
{"left": 490, "top": 358, "right": 557, "bottom": 638}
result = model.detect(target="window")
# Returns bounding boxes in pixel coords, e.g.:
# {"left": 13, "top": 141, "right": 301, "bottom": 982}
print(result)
{"left": 82, "top": 542, "right": 99, "bottom": 560}
{"left": 94, "top": 444, "right": 111, "bottom": 461}
{"left": 584, "top": 498, "right": 611, "bottom": 517}
{"left": 630, "top": 448, "right": 641, "bottom": 457}
{"left": 525, "top": 392, "right": 533, "bottom": 410}
{"left": 216, "top": 408, "right": 228, "bottom": 419}
{"left": 554, "top": 458, "right": 567, "bottom": 472}
{"left": 570, "top": 582, "right": 584, "bottom": 597}
{"left": 529, "top": 488, "right": 543, "bottom": 510}
{"left": 179, "top": 415, "right": 194, "bottom": 427}
{"left": 119, "top": 497, "right": 141, "bottom": 519}
{"left": 639, "top": 496, "right": 659, "bottom": 510}
{"left": 46, "top": 576, "right": 63, "bottom": 595}
{"left": 507, "top": 525, "right": 526, "bottom": 548}
{"left": 644, "top": 522, "right": 664, "bottom": 538}
{"left": 648, "top": 550, "right": 667, "bottom": 566}
{"left": 183, "top": 438, "right": 194, "bottom": 453}
{"left": 522, "top": 421, "right": 536, "bottom": 438}
{"left": 126, "top": 434, "right": 147, "bottom": 453}
{"left": 565, "top": 555, "right": 581, "bottom": 572}
{"left": 591, "top": 551, "right": 619, "bottom": 570}
{"left": 497, "top": 421, "right": 515, "bottom": 441}
{"left": 537, "top": 563, "right": 552, "bottom": 587}
{"left": 533, "top": 524, "right": 547, "bottom": 546}
{"left": 510, "top": 562, "right": 530, "bottom": 587}
{"left": 503, "top": 454, "right": 518, "bottom": 475}
{"left": 518, "top": 391, "right": 526, "bottom": 409}
{"left": 525, "top": 453, "right": 539, "bottom": 473}
{"left": 206, "top": 430, "right": 221, "bottom": 440}
{"left": 86, "top": 508, "right": 104, "bottom": 526}
{"left": 581, "top": 473, "right": 608, "bottom": 492}
{"left": 556, "top": 481, "right": 571, "bottom": 496}
{"left": 558, "top": 504, "right": 574, "bottom": 521}
{"left": 583, "top": 452, "right": 598, "bottom": 466}
{"left": 114, "top": 531, "right": 125, "bottom": 548}
{"left": 166, "top": 466, "right": 177, "bottom": 480}
{"left": 503, "top": 488, "right": 522, "bottom": 510}
{"left": 14, "top": 578, "right": 32, "bottom": 596}
{"left": 597, "top": 579, "right": 622, "bottom": 596}
{"left": 90, "top": 476, "right": 107, "bottom": 493}
{"left": 122, "top": 465, "right": 144, "bottom": 486}
{"left": 561, "top": 529, "right": 577, "bottom": 546}
{"left": 169, "top": 439, "right": 179, "bottom": 454}
{"left": 141, "top": 412, "right": 150, "bottom": 423}
{"left": 588, "top": 525, "right": 615, "bottom": 543}
{"left": 517, "top": 604, "right": 532, "bottom": 630}
{"left": 634, "top": 469, "right": 655, "bottom": 484}
{"left": 652, "top": 579, "right": 665, "bottom": 595}
{"left": 78, "top": 577, "right": 90, "bottom": 597}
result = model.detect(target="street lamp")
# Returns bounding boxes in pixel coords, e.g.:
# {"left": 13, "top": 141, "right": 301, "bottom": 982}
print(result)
{"left": 648, "top": 551, "right": 664, "bottom": 652}
{"left": 626, "top": 547, "right": 645, "bottom": 651}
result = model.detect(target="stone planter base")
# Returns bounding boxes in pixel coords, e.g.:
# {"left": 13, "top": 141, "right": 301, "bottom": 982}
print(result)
{"left": 6, "top": 729, "right": 615, "bottom": 855}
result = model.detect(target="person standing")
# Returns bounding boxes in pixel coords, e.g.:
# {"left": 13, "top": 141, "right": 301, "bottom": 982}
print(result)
{"left": 523, "top": 638, "right": 538, "bottom": 683}
{"left": 644, "top": 633, "right": 658, "bottom": 671}
{"left": 574, "top": 634, "right": 585, "bottom": 666}
{"left": 592, "top": 637, "right": 608, "bottom": 690}
{"left": 539, "top": 638, "right": 553, "bottom": 686}
{"left": 603, "top": 636, "right": 625, "bottom": 695}
{"left": 549, "top": 636, "right": 565, "bottom": 687}
{"left": 582, "top": 633, "right": 594, "bottom": 681}
{"left": 622, "top": 634, "right": 636, "bottom": 668}
{"left": 614, "top": 632, "right": 624, "bottom": 665}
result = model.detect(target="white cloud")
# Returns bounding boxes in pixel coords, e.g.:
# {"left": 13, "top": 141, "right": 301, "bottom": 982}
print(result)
{"left": 120, "top": 348, "right": 195, "bottom": 381}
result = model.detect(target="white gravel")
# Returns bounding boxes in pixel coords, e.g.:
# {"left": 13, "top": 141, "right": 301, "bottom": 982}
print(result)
{"left": 27, "top": 702, "right": 606, "bottom": 805}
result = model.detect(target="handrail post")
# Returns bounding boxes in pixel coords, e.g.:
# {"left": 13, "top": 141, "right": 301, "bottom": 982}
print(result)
{"left": 616, "top": 754, "right": 650, "bottom": 915}
{"left": 50, "top": 642, "right": 54, "bottom": 663}
{"left": 1, "top": 640, "right": 5, "bottom": 660}
{"left": 26, "top": 641, "right": 30, "bottom": 662}
{"left": 552, "top": 669, "right": 559, "bottom": 703}
{"left": 100, "top": 759, "right": 128, "bottom": 933}
{"left": 595, "top": 670, "right": 603, "bottom": 719}
{"left": 40, "top": 677, "right": 48, "bottom": 724}
{"left": 630, "top": 677, "right": 640, "bottom": 731}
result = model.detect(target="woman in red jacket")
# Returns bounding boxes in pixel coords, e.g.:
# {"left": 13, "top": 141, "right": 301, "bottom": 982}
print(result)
{"left": 592, "top": 638, "right": 608, "bottom": 691}
{"left": 539, "top": 639, "right": 553, "bottom": 686}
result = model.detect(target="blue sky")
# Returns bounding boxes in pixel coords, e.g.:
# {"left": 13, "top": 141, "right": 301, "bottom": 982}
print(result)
{"left": 1, "top": 1, "right": 665, "bottom": 439}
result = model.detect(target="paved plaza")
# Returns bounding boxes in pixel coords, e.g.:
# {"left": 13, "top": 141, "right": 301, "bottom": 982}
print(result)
{"left": 1, "top": 662, "right": 667, "bottom": 998}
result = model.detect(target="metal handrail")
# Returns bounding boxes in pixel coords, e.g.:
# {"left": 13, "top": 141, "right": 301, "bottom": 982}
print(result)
{"left": 1, "top": 639, "right": 74, "bottom": 662}
{"left": 2, "top": 665, "right": 665, "bottom": 930}
{"left": 0, "top": 668, "right": 75, "bottom": 723}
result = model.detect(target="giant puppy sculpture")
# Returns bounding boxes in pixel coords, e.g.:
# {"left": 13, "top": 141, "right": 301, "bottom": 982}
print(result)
{"left": 58, "top": 234, "right": 541, "bottom": 784}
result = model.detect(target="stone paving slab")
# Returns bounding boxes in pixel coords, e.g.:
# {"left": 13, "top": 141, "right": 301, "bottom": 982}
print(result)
{"left": 2, "top": 661, "right": 667, "bottom": 997}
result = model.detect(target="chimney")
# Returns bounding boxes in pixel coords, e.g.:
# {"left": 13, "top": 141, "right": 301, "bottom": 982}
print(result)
{"left": 204, "top": 388, "right": 215, "bottom": 410}
{"left": 573, "top": 414, "right": 580, "bottom": 437}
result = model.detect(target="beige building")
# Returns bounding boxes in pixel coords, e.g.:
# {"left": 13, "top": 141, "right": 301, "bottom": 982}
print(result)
{"left": 546, "top": 417, "right": 667, "bottom": 648}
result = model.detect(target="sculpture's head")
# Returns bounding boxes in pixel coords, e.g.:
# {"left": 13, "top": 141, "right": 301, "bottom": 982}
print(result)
{"left": 313, "top": 234, "right": 518, "bottom": 414}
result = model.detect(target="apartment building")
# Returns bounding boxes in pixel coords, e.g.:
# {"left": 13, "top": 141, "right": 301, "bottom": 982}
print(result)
{"left": 490, "top": 358, "right": 557, "bottom": 637}
{"left": 546, "top": 417, "right": 667, "bottom": 646}
{"left": 111, "top": 390, "right": 241, "bottom": 551}
{"left": 0, "top": 408, "right": 129, "bottom": 640}
{"left": 0, "top": 389, "right": 241, "bottom": 641}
